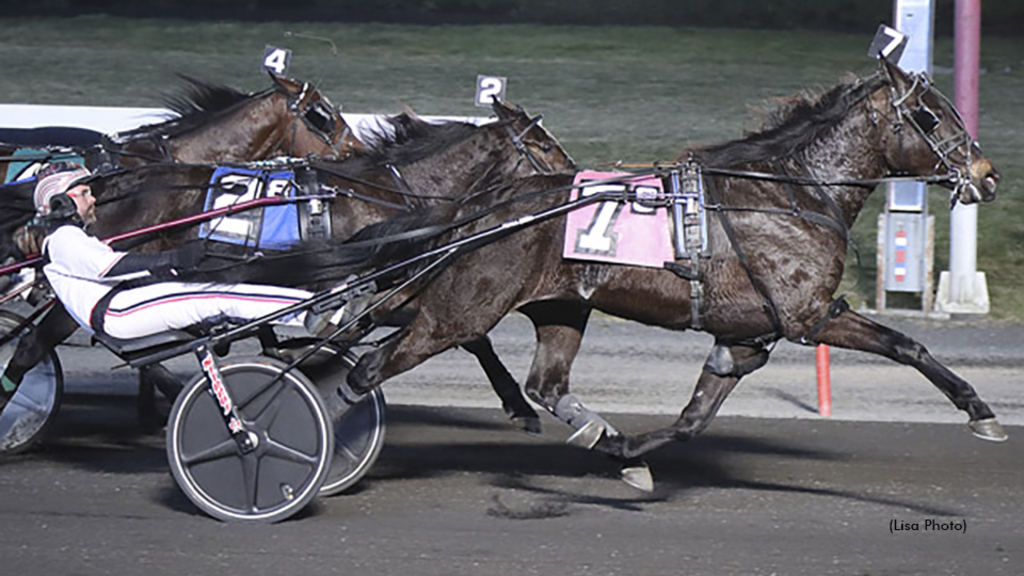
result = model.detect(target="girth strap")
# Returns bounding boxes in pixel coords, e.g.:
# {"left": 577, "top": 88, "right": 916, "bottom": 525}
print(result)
{"left": 702, "top": 177, "right": 785, "bottom": 339}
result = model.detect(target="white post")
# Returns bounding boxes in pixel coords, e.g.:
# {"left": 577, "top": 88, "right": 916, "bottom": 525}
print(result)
{"left": 936, "top": 0, "right": 989, "bottom": 314}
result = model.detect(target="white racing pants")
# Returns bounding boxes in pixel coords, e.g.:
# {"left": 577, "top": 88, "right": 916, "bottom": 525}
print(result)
{"left": 96, "top": 282, "right": 314, "bottom": 339}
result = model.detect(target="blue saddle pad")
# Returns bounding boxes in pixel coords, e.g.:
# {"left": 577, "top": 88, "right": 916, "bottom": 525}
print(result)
{"left": 199, "top": 167, "right": 300, "bottom": 250}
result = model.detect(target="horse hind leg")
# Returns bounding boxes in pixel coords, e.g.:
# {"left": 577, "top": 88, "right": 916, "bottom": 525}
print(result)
{"left": 597, "top": 342, "right": 771, "bottom": 459}
{"left": 813, "top": 309, "right": 1006, "bottom": 442}
{"left": 521, "top": 302, "right": 654, "bottom": 491}
{"left": 460, "top": 336, "right": 541, "bottom": 434}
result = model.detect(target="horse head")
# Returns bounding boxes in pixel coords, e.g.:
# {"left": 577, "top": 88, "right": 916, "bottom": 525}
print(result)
{"left": 872, "top": 59, "right": 999, "bottom": 206}
{"left": 110, "top": 75, "right": 363, "bottom": 165}
{"left": 490, "top": 99, "right": 576, "bottom": 173}
{"left": 269, "top": 74, "right": 365, "bottom": 159}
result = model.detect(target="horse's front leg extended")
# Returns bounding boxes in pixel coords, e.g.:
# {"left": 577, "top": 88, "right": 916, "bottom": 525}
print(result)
{"left": 600, "top": 341, "right": 770, "bottom": 459}
{"left": 460, "top": 335, "right": 541, "bottom": 434}
{"left": 813, "top": 309, "right": 1006, "bottom": 441}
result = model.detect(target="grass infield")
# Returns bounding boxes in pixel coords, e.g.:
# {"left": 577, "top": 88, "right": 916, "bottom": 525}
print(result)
{"left": 2, "top": 16, "right": 1022, "bottom": 318}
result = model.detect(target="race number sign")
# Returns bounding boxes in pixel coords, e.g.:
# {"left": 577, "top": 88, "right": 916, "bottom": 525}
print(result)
{"left": 263, "top": 45, "right": 292, "bottom": 76}
{"left": 562, "top": 171, "right": 675, "bottom": 268}
{"left": 867, "top": 24, "right": 908, "bottom": 63}
{"left": 475, "top": 75, "right": 507, "bottom": 107}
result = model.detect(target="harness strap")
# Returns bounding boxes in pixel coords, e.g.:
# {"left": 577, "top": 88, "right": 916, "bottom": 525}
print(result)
{"left": 799, "top": 296, "right": 851, "bottom": 345}
{"left": 702, "top": 177, "right": 784, "bottom": 339}
{"left": 771, "top": 158, "right": 850, "bottom": 242}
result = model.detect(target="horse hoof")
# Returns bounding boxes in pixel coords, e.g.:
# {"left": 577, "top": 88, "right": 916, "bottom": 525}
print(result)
{"left": 512, "top": 416, "right": 542, "bottom": 436}
{"left": 969, "top": 418, "right": 1008, "bottom": 442}
{"left": 566, "top": 420, "right": 605, "bottom": 449}
{"left": 620, "top": 463, "right": 654, "bottom": 492}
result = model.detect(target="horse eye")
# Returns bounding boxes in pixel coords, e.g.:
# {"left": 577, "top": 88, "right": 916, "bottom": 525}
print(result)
{"left": 911, "top": 106, "right": 940, "bottom": 135}
{"left": 305, "top": 103, "right": 334, "bottom": 133}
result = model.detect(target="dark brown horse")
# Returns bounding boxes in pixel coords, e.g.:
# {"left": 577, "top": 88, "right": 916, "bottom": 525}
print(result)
{"left": 0, "top": 74, "right": 358, "bottom": 260}
{"left": 0, "top": 74, "right": 361, "bottom": 184}
{"left": 331, "top": 59, "right": 1003, "bottom": 490}
{"left": 0, "top": 99, "right": 573, "bottom": 435}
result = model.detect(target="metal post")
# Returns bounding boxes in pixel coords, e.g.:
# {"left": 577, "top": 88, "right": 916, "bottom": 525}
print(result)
{"left": 937, "top": 0, "right": 989, "bottom": 314}
{"left": 878, "top": 0, "right": 935, "bottom": 314}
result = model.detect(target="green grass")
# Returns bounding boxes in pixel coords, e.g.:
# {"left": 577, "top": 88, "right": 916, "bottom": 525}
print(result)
{"left": 3, "top": 16, "right": 1023, "bottom": 318}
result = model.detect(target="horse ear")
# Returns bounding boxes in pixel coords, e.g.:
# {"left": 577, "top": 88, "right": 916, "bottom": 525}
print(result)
{"left": 490, "top": 98, "right": 514, "bottom": 120}
{"left": 491, "top": 98, "right": 528, "bottom": 123}
{"left": 879, "top": 58, "right": 911, "bottom": 92}
{"left": 268, "top": 71, "right": 300, "bottom": 95}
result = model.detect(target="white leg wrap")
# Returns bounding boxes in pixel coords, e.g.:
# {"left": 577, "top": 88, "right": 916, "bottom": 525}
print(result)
{"left": 554, "top": 394, "right": 619, "bottom": 449}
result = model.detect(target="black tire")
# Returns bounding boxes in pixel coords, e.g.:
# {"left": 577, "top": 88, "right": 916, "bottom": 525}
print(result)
{"left": 290, "top": 344, "right": 386, "bottom": 496}
{"left": 166, "top": 356, "right": 333, "bottom": 523}
{"left": 0, "top": 310, "right": 63, "bottom": 455}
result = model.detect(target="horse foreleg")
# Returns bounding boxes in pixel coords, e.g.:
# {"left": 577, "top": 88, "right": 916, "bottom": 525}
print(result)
{"left": 602, "top": 341, "right": 771, "bottom": 459}
{"left": 460, "top": 335, "right": 541, "bottom": 434}
{"left": 813, "top": 309, "right": 1006, "bottom": 442}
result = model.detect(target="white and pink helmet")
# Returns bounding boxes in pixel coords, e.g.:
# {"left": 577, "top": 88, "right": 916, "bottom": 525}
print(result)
{"left": 33, "top": 162, "right": 92, "bottom": 215}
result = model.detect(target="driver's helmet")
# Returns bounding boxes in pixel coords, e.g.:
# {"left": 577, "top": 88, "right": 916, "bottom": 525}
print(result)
{"left": 34, "top": 161, "right": 92, "bottom": 215}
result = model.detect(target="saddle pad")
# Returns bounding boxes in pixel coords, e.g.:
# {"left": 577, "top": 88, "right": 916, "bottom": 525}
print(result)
{"left": 200, "top": 167, "right": 300, "bottom": 250}
{"left": 562, "top": 170, "right": 674, "bottom": 268}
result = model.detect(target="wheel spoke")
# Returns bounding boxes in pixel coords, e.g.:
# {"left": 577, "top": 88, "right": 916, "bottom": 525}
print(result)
{"left": 263, "top": 437, "right": 320, "bottom": 466}
{"left": 251, "top": 388, "right": 286, "bottom": 430}
{"left": 180, "top": 438, "right": 238, "bottom": 466}
{"left": 240, "top": 454, "right": 258, "bottom": 513}
{"left": 7, "top": 394, "right": 51, "bottom": 414}
{"left": 335, "top": 440, "right": 359, "bottom": 464}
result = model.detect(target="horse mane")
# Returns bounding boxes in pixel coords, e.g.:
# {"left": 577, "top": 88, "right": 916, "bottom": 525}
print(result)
{"left": 114, "top": 75, "right": 265, "bottom": 141}
{"left": 690, "top": 72, "right": 883, "bottom": 167}
{"left": 356, "top": 112, "right": 481, "bottom": 168}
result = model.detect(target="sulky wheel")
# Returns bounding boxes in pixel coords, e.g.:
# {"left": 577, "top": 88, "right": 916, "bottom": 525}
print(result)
{"left": 272, "top": 340, "right": 386, "bottom": 497}
{"left": 0, "top": 310, "right": 63, "bottom": 456}
{"left": 166, "top": 355, "right": 333, "bottom": 523}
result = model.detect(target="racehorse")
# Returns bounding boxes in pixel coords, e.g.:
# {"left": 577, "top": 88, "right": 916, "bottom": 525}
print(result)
{"left": 0, "top": 73, "right": 360, "bottom": 183}
{"left": 108, "top": 73, "right": 363, "bottom": 166}
{"left": 0, "top": 99, "right": 574, "bottom": 437}
{"left": 320, "top": 59, "right": 1003, "bottom": 490}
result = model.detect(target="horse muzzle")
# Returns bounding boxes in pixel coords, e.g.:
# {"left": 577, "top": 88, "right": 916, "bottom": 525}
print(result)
{"left": 952, "top": 159, "right": 1000, "bottom": 206}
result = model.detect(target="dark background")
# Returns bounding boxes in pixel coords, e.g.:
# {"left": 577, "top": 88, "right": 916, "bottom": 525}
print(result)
{"left": 7, "top": 0, "right": 1023, "bottom": 37}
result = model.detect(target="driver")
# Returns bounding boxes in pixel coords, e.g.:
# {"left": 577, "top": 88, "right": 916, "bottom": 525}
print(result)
{"left": 2, "top": 163, "right": 348, "bottom": 412}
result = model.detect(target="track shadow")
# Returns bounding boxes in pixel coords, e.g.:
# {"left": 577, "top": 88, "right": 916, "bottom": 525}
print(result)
{"left": 365, "top": 406, "right": 973, "bottom": 517}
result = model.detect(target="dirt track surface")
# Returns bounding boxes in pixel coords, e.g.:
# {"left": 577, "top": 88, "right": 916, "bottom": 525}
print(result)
{"left": 0, "top": 400, "right": 1021, "bottom": 576}
{"left": 1, "top": 312, "right": 1020, "bottom": 575}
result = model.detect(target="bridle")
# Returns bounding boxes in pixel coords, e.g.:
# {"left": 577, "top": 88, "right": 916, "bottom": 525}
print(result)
{"left": 879, "top": 64, "right": 978, "bottom": 199}
{"left": 284, "top": 81, "right": 356, "bottom": 158}
{"left": 501, "top": 112, "right": 564, "bottom": 175}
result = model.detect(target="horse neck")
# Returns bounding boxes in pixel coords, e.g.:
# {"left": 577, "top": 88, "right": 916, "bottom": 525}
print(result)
{"left": 90, "top": 165, "right": 209, "bottom": 249}
{"left": 164, "top": 95, "right": 297, "bottom": 163}
{"left": 399, "top": 127, "right": 535, "bottom": 201}
{"left": 777, "top": 97, "right": 888, "bottom": 229}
